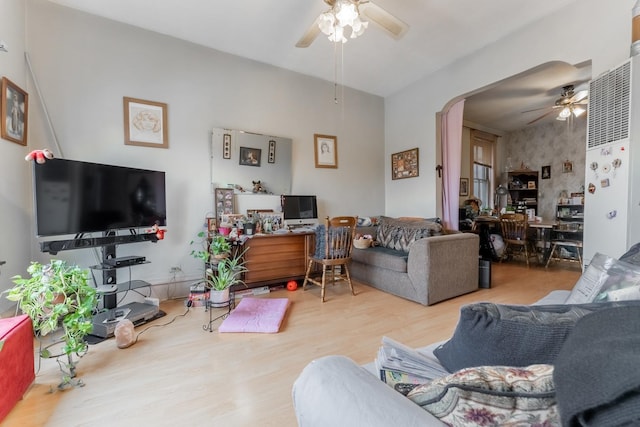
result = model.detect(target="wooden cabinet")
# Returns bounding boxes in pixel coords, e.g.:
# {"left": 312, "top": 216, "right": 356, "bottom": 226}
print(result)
{"left": 236, "top": 232, "right": 313, "bottom": 290}
{"left": 507, "top": 170, "right": 539, "bottom": 215}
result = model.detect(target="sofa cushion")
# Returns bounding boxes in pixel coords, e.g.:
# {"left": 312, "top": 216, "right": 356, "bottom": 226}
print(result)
{"left": 565, "top": 252, "right": 640, "bottom": 304}
{"left": 433, "top": 301, "right": 640, "bottom": 373}
{"left": 407, "top": 364, "right": 558, "bottom": 425}
{"left": 376, "top": 216, "right": 443, "bottom": 252}
{"left": 351, "top": 246, "right": 408, "bottom": 273}
{"left": 554, "top": 305, "right": 640, "bottom": 427}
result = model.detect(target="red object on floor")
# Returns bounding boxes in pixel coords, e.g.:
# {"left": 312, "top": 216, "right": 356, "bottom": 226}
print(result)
{"left": 287, "top": 280, "right": 298, "bottom": 291}
{"left": 0, "top": 314, "right": 35, "bottom": 423}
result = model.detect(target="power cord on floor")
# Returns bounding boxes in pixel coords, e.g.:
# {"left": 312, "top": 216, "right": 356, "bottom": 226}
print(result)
{"left": 131, "top": 304, "right": 190, "bottom": 345}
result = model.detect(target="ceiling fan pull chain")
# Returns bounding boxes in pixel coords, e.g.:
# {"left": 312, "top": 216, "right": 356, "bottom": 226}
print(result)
{"left": 334, "top": 40, "right": 339, "bottom": 104}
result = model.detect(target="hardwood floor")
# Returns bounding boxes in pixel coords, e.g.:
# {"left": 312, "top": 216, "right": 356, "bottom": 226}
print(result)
{"left": 3, "top": 262, "right": 580, "bottom": 427}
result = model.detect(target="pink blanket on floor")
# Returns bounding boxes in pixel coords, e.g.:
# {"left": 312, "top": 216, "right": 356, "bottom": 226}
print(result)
{"left": 218, "top": 297, "right": 290, "bottom": 333}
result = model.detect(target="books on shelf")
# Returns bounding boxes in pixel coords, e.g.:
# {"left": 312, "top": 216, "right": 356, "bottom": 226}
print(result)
{"left": 375, "top": 336, "right": 449, "bottom": 389}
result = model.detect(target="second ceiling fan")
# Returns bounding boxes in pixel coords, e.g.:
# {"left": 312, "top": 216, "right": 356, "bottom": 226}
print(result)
{"left": 525, "top": 84, "right": 589, "bottom": 125}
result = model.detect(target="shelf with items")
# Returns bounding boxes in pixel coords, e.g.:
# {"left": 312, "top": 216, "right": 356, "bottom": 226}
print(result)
{"left": 556, "top": 204, "right": 584, "bottom": 222}
{"left": 549, "top": 202, "right": 584, "bottom": 265}
{"left": 507, "top": 170, "right": 539, "bottom": 215}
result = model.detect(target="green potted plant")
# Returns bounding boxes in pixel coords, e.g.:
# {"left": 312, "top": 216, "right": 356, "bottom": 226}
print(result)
{"left": 205, "top": 248, "right": 248, "bottom": 305}
{"left": 210, "top": 235, "right": 231, "bottom": 261}
{"left": 4, "top": 259, "right": 98, "bottom": 389}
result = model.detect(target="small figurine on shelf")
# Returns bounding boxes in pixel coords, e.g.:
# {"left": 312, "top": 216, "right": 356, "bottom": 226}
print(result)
{"left": 263, "top": 218, "right": 273, "bottom": 233}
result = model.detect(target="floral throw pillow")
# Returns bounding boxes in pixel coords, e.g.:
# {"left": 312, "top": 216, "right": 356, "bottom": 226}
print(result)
{"left": 407, "top": 364, "right": 559, "bottom": 426}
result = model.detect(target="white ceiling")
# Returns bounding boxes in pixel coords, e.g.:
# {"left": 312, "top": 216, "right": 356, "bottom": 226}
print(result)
{"left": 47, "top": 0, "right": 585, "bottom": 131}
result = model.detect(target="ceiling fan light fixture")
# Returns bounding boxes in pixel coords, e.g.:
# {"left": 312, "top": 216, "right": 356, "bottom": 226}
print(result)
{"left": 318, "top": 0, "right": 367, "bottom": 43}
{"left": 319, "top": 12, "right": 336, "bottom": 36}
{"left": 558, "top": 107, "right": 572, "bottom": 119}
{"left": 336, "top": 2, "right": 358, "bottom": 27}
{"left": 572, "top": 106, "right": 586, "bottom": 117}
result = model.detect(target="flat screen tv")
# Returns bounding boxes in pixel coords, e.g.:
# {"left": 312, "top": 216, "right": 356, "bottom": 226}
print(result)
{"left": 33, "top": 158, "right": 167, "bottom": 237}
{"left": 281, "top": 195, "right": 318, "bottom": 228}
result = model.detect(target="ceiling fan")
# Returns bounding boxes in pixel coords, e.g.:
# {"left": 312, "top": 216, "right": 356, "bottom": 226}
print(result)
{"left": 295, "top": 0, "right": 409, "bottom": 48}
{"left": 524, "top": 84, "right": 589, "bottom": 125}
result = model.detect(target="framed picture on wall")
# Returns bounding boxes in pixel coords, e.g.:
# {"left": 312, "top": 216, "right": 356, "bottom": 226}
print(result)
{"left": 314, "top": 134, "right": 338, "bottom": 168}
{"left": 459, "top": 178, "right": 469, "bottom": 196}
{"left": 223, "top": 133, "right": 231, "bottom": 159}
{"left": 268, "top": 139, "right": 276, "bottom": 163}
{"left": 215, "top": 188, "right": 235, "bottom": 222}
{"left": 1, "top": 77, "right": 29, "bottom": 146}
{"left": 542, "top": 165, "right": 551, "bottom": 179}
{"left": 562, "top": 161, "right": 573, "bottom": 173}
{"left": 123, "top": 97, "right": 168, "bottom": 148}
{"left": 239, "top": 147, "right": 261, "bottom": 166}
{"left": 391, "top": 148, "right": 419, "bottom": 180}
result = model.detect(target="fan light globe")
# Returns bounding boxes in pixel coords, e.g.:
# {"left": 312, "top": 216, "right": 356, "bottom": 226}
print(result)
{"left": 318, "top": 0, "right": 367, "bottom": 43}
{"left": 558, "top": 107, "right": 572, "bottom": 119}
{"left": 572, "top": 106, "right": 586, "bottom": 117}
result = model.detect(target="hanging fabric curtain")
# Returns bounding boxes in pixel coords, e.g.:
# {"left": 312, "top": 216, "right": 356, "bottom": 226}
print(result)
{"left": 441, "top": 99, "right": 465, "bottom": 230}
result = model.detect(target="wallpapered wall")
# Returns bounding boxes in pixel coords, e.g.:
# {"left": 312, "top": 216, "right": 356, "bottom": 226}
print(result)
{"left": 503, "top": 118, "right": 587, "bottom": 220}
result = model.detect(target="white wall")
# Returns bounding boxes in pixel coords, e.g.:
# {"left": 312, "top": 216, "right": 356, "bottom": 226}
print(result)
{"left": 385, "top": 0, "right": 633, "bottom": 218}
{"left": 0, "top": 0, "right": 385, "bottom": 310}
{"left": 0, "top": 0, "right": 30, "bottom": 314}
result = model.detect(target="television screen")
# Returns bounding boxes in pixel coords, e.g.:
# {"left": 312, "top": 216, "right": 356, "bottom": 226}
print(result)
{"left": 282, "top": 195, "right": 318, "bottom": 227}
{"left": 33, "top": 158, "right": 166, "bottom": 237}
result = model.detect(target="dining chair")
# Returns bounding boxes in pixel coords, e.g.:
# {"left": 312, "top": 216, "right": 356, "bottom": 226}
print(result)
{"left": 499, "top": 213, "right": 537, "bottom": 267}
{"left": 303, "top": 216, "right": 357, "bottom": 302}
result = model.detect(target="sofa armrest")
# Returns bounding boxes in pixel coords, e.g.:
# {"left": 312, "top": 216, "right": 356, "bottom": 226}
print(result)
{"left": 292, "top": 355, "right": 442, "bottom": 427}
{"left": 408, "top": 233, "right": 479, "bottom": 305}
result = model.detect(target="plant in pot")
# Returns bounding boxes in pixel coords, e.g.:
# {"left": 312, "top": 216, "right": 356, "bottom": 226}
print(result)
{"left": 205, "top": 248, "right": 248, "bottom": 306}
{"left": 4, "top": 259, "right": 98, "bottom": 389}
{"left": 210, "top": 235, "right": 231, "bottom": 262}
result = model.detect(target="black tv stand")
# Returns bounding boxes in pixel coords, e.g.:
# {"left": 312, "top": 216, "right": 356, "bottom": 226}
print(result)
{"left": 87, "top": 233, "right": 160, "bottom": 339}
{"left": 90, "top": 302, "right": 163, "bottom": 339}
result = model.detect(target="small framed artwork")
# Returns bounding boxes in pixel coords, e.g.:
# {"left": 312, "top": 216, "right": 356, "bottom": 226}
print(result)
{"left": 223, "top": 133, "right": 231, "bottom": 159}
{"left": 459, "top": 178, "right": 469, "bottom": 196}
{"left": 215, "top": 188, "right": 235, "bottom": 221}
{"left": 562, "top": 161, "right": 573, "bottom": 173}
{"left": 239, "top": 146, "right": 261, "bottom": 166}
{"left": 391, "top": 148, "right": 419, "bottom": 180}
{"left": 528, "top": 181, "right": 536, "bottom": 189}
{"left": 1, "top": 77, "right": 29, "bottom": 146}
{"left": 123, "top": 97, "right": 168, "bottom": 148}
{"left": 207, "top": 217, "right": 217, "bottom": 233}
{"left": 268, "top": 139, "right": 276, "bottom": 163}
{"left": 314, "top": 134, "right": 338, "bottom": 168}
{"left": 541, "top": 165, "right": 551, "bottom": 179}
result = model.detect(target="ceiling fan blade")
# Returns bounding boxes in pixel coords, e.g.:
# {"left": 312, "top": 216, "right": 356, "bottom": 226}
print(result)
{"left": 521, "top": 106, "right": 550, "bottom": 114}
{"left": 569, "top": 90, "right": 588, "bottom": 103}
{"left": 527, "top": 109, "right": 556, "bottom": 125}
{"left": 360, "top": 1, "right": 408, "bottom": 40}
{"left": 295, "top": 16, "right": 322, "bottom": 48}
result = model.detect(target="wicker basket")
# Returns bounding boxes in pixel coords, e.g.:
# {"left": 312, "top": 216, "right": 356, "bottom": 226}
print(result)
{"left": 353, "top": 238, "right": 372, "bottom": 249}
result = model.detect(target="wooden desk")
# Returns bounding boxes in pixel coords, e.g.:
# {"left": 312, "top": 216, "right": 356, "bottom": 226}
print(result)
{"left": 236, "top": 231, "right": 314, "bottom": 290}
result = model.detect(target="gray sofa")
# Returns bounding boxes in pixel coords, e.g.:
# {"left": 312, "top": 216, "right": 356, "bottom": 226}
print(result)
{"left": 293, "top": 249, "right": 640, "bottom": 426}
{"left": 292, "top": 290, "right": 570, "bottom": 427}
{"left": 350, "top": 217, "right": 479, "bottom": 306}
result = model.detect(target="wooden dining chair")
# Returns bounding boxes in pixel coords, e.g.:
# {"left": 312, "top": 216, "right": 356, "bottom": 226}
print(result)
{"left": 499, "top": 213, "right": 537, "bottom": 267}
{"left": 303, "top": 216, "right": 357, "bottom": 302}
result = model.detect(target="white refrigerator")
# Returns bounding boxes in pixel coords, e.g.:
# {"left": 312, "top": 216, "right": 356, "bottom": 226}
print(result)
{"left": 583, "top": 57, "right": 640, "bottom": 265}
